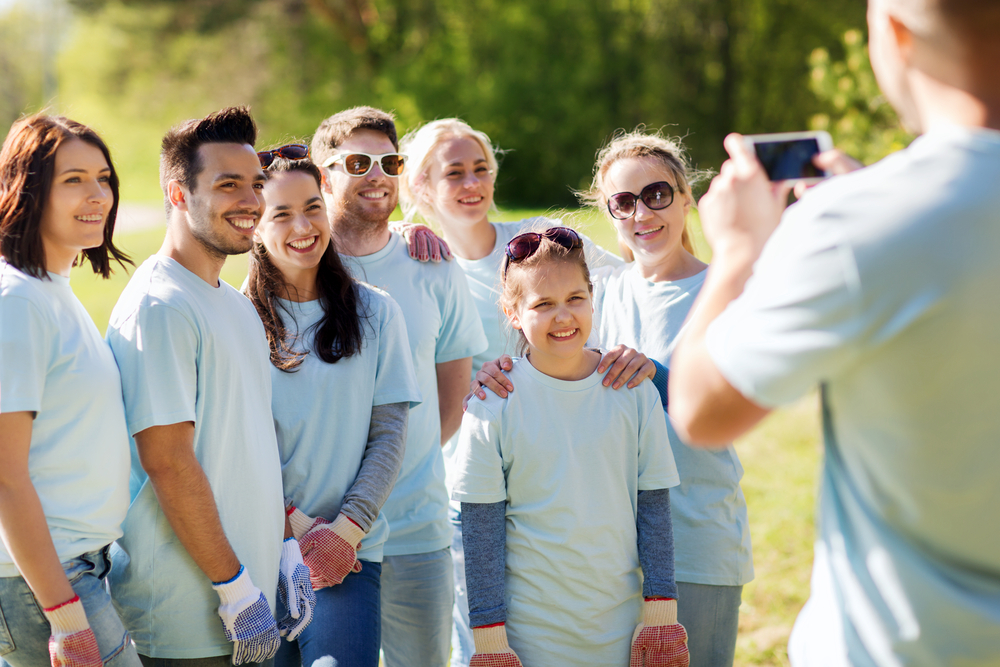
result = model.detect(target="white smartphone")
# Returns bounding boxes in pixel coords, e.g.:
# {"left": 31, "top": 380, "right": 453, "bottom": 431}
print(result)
{"left": 742, "top": 131, "right": 833, "bottom": 183}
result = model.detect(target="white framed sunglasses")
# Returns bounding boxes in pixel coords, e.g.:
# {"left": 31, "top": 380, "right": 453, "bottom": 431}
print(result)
{"left": 321, "top": 152, "right": 408, "bottom": 177}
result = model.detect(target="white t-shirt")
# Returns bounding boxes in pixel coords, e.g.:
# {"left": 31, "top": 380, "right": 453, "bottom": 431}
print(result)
{"left": 0, "top": 260, "right": 130, "bottom": 576}
{"left": 707, "top": 125, "right": 1000, "bottom": 664}
{"left": 341, "top": 232, "right": 487, "bottom": 555}
{"left": 106, "top": 256, "right": 285, "bottom": 659}
{"left": 591, "top": 265, "right": 753, "bottom": 586}
{"left": 269, "top": 285, "right": 421, "bottom": 562}
{"left": 452, "top": 357, "right": 680, "bottom": 666}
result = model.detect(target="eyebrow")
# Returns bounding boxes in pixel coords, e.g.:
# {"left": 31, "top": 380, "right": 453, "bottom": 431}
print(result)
{"left": 447, "top": 158, "right": 488, "bottom": 167}
{"left": 59, "top": 167, "right": 111, "bottom": 175}
{"left": 272, "top": 196, "right": 323, "bottom": 212}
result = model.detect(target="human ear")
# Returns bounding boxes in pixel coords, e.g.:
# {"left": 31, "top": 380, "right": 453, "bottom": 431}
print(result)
{"left": 504, "top": 306, "right": 522, "bottom": 331}
{"left": 167, "top": 180, "right": 188, "bottom": 212}
{"left": 320, "top": 169, "right": 333, "bottom": 194}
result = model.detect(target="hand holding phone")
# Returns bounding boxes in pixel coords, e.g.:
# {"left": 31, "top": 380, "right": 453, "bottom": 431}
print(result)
{"left": 742, "top": 131, "right": 834, "bottom": 183}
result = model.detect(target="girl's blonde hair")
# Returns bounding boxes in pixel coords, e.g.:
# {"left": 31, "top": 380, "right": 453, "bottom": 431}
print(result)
{"left": 399, "top": 118, "right": 501, "bottom": 224}
{"left": 499, "top": 230, "right": 592, "bottom": 356}
{"left": 579, "top": 128, "right": 707, "bottom": 261}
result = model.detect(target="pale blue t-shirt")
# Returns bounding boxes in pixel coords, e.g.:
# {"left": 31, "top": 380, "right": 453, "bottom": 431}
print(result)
{"left": 106, "top": 256, "right": 285, "bottom": 659}
{"left": 0, "top": 260, "right": 130, "bottom": 577}
{"left": 591, "top": 265, "right": 753, "bottom": 586}
{"left": 341, "top": 232, "right": 487, "bottom": 555}
{"left": 270, "top": 285, "right": 421, "bottom": 562}
{"left": 707, "top": 125, "right": 1000, "bottom": 665}
{"left": 452, "top": 356, "right": 680, "bottom": 666}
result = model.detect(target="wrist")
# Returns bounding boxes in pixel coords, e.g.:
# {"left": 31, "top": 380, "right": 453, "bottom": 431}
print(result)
{"left": 287, "top": 506, "right": 316, "bottom": 539}
{"left": 212, "top": 564, "right": 255, "bottom": 605}
{"left": 332, "top": 513, "right": 365, "bottom": 546}
{"left": 472, "top": 623, "right": 510, "bottom": 653}
{"left": 43, "top": 595, "right": 89, "bottom": 635}
{"left": 642, "top": 598, "right": 678, "bottom": 626}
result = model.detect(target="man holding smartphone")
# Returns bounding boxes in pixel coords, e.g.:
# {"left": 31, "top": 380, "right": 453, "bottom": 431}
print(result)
{"left": 670, "top": 0, "right": 1000, "bottom": 664}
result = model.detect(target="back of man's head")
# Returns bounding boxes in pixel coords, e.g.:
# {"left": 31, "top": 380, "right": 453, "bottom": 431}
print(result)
{"left": 160, "top": 106, "right": 258, "bottom": 212}
{"left": 311, "top": 106, "right": 398, "bottom": 169}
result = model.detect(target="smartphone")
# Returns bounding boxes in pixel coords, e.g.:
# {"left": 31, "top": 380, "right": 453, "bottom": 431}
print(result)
{"left": 743, "top": 131, "right": 833, "bottom": 183}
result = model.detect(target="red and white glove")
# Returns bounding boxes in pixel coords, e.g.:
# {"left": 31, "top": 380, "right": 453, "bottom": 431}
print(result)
{"left": 286, "top": 505, "right": 319, "bottom": 541}
{"left": 43, "top": 596, "right": 102, "bottom": 667}
{"left": 469, "top": 624, "right": 524, "bottom": 667}
{"left": 630, "top": 598, "right": 689, "bottom": 667}
{"left": 297, "top": 513, "right": 364, "bottom": 590}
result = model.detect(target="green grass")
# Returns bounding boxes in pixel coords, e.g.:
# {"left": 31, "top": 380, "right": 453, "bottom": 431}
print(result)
{"left": 72, "top": 207, "right": 820, "bottom": 667}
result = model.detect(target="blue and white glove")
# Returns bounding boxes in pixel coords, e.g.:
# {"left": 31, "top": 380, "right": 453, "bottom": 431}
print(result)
{"left": 277, "top": 537, "right": 316, "bottom": 641}
{"left": 212, "top": 565, "right": 281, "bottom": 665}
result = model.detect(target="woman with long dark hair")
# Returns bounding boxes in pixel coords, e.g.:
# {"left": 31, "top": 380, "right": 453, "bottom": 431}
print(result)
{"left": 0, "top": 113, "right": 139, "bottom": 667}
{"left": 244, "top": 153, "right": 419, "bottom": 667}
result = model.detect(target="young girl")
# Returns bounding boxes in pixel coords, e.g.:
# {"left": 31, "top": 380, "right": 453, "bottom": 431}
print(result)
{"left": 244, "top": 154, "right": 420, "bottom": 667}
{"left": 451, "top": 227, "right": 688, "bottom": 666}
{"left": 582, "top": 130, "right": 754, "bottom": 667}
{"left": 0, "top": 114, "right": 139, "bottom": 666}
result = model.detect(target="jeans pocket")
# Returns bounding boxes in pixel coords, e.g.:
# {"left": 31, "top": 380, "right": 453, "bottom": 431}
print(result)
{"left": 0, "top": 598, "right": 15, "bottom": 656}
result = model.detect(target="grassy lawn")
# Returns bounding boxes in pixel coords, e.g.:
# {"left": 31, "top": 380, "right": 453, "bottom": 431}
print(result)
{"left": 71, "top": 206, "right": 821, "bottom": 667}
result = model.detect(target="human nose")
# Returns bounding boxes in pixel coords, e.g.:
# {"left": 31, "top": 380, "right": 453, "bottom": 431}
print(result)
{"left": 633, "top": 197, "right": 654, "bottom": 221}
{"left": 292, "top": 212, "right": 312, "bottom": 234}
{"left": 88, "top": 178, "right": 111, "bottom": 204}
{"left": 365, "top": 160, "right": 387, "bottom": 181}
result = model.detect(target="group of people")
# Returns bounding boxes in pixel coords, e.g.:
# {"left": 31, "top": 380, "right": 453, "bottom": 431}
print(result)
{"left": 2, "top": 0, "right": 999, "bottom": 666}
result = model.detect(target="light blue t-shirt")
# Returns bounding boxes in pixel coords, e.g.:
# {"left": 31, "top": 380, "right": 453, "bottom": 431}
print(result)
{"left": 341, "top": 232, "right": 487, "bottom": 555}
{"left": 0, "top": 261, "right": 130, "bottom": 577}
{"left": 106, "top": 256, "right": 285, "bottom": 659}
{"left": 452, "top": 357, "right": 680, "bottom": 666}
{"left": 270, "top": 285, "right": 421, "bottom": 562}
{"left": 591, "top": 265, "right": 753, "bottom": 586}
{"left": 707, "top": 125, "right": 1000, "bottom": 665}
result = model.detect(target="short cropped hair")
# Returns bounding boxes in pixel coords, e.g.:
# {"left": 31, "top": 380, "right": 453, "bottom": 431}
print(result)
{"left": 159, "top": 106, "right": 258, "bottom": 212}
{"left": 311, "top": 106, "right": 398, "bottom": 169}
{"left": 0, "top": 113, "right": 130, "bottom": 279}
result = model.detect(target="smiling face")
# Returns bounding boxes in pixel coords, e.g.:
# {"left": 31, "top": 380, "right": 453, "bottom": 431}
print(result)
{"left": 38, "top": 138, "right": 113, "bottom": 274}
{"left": 423, "top": 135, "right": 494, "bottom": 230}
{"left": 256, "top": 170, "right": 330, "bottom": 280}
{"left": 323, "top": 128, "right": 399, "bottom": 231}
{"left": 506, "top": 258, "right": 594, "bottom": 377}
{"left": 179, "top": 142, "right": 265, "bottom": 259}
{"left": 602, "top": 156, "right": 693, "bottom": 270}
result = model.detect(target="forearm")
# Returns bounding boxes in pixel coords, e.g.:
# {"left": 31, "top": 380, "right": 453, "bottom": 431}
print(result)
{"left": 438, "top": 357, "right": 473, "bottom": 444}
{"left": 461, "top": 500, "right": 507, "bottom": 627}
{"left": 636, "top": 488, "right": 677, "bottom": 599}
{"left": 340, "top": 402, "right": 408, "bottom": 531}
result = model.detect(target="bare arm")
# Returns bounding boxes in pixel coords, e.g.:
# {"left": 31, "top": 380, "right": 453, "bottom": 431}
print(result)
{"left": 134, "top": 421, "right": 241, "bottom": 583}
{"left": 0, "top": 411, "right": 76, "bottom": 608}
{"left": 437, "top": 357, "right": 473, "bottom": 444}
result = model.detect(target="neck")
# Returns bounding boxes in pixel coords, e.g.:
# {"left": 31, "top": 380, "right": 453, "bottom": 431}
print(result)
{"left": 160, "top": 214, "right": 226, "bottom": 286}
{"left": 439, "top": 216, "right": 497, "bottom": 260}
{"left": 43, "top": 247, "right": 77, "bottom": 278}
{"left": 526, "top": 347, "right": 601, "bottom": 382}
{"left": 909, "top": 53, "right": 1000, "bottom": 132}
{"left": 277, "top": 266, "right": 321, "bottom": 302}
{"left": 635, "top": 247, "right": 707, "bottom": 283}
{"left": 329, "top": 215, "right": 392, "bottom": 257}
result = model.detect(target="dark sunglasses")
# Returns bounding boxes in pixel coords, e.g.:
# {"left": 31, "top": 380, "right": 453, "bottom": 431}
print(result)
{"left": 321, "top": 152, "right": 407, "bottom": 178}
{"left": 257, "top": 144, "right": 310, "bottom": 169}
{"left": 502, "top": 227, "right": 583, "bottom": 279}
{"left": 607, "top": 181, "right": 675, "bottom": 220}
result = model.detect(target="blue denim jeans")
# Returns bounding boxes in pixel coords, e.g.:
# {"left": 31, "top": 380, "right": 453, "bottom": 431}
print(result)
{"left": 676, "top": 582, "right": 744, "bottom": 667}
{"left": 0, "top": 547, "right": 140, "bottom": 667}
{"left": 274, "top": 559, "right": 381, "bottom": 667}
{"left": 448, "top": 507, "right": 473, "bottom": 667}
{"left": 380, "top": 549, "right": 453, "bottom": 667}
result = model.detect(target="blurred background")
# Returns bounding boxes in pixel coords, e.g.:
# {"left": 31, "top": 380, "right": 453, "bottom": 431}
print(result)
{"left": 1, "top": 2, "right": 914, "bottom": 664}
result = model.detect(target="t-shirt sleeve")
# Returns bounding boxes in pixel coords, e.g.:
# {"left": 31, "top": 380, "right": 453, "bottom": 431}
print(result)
{"left": 0, "top": 296, "right": 49, "bottom": 414}
{"left": 434, "top": 262, "right": 488, "bottom": 363}
{"left": 107, "top": 301, "right": 199, "bottom": 435}
{"left": 450, "top": 400, "right": 507, "bottom": 504}
{"left": 637, "top": 385, "right": 680, "bottom": 491}
{"left": 372, "top": 294, "right": 423, "bottom": 408}
{"left": 706, "top": 208, "right": 863, "bottom": 408}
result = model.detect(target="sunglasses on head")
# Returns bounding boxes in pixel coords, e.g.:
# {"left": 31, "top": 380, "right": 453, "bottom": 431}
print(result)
{"left": 502, "top": 227, "right": 583, "bottom": 279}
{"left": 607, "top": 181, "right": 676, "bottom": 220}
{"left": 321, "top": 152, "right": 407, "bottom": 178}
{"left": 257, "top": 144, "right": 310, "bottom": 169}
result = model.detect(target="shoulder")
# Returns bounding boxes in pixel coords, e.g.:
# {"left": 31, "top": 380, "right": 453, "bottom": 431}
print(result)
{"left": 0, "top": 263, "right": 47, "bottom": 306}
{"left": 356, "top": 280, "right": 403, "bottom": 323}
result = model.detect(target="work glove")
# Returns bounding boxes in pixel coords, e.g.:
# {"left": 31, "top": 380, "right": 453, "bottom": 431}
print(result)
{"left": 469, "top": 624, "right": 524, "bottom": 667}
{"left": 277, "top": 537, "right": 316, "bottom": 641}
{"left": 212, "top": 565, "right": 281, "bottom": 665}
{"left": 286, "top": 505, "right": 318, "bottom": 541}
{"left": 298, "top": 513, "right": 364, "bottom": 590}
{"left": 629, "top": 598, "right": 689, "bottom": 667}
{"left": 43, "top": 596, "right": 102, "bottom": 667}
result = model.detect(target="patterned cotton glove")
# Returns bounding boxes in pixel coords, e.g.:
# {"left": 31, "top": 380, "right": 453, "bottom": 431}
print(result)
{"left": 286, "top": 505, "right": 321, "bottom": 541}
{"left": 299, "top": 513, "right": 364, "bottom": 590}
{"left": 629, "top": 598, "right": 689, "bottom": 667}
{"left": 277, "top": 537, "right": 317, "bottom": 641}
{"left": 469, "top": 624, "right": 524, "bottom": 667}
{"left": 44, "top": 596, "right": 102, "bottom": 667}
{"left": 212, "top": 565, "right": 281, "bottom": 665}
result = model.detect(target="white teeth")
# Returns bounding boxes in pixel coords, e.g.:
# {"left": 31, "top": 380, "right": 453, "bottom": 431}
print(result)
{"left": 289, "top": 238, "right": 315, "bottom": 249}
{"left": 459, "top": 196, "right": 482, "bottom": 204}
{"left": 230, "top": 218, "right": 254, "bottom": 229}
{"left": 636, "top": 227, "right": 663, "bottom": 236}
{"left": 551, "top": 330, "right": 576, "bottom": 338}
{"left": 76, "top": 215, "right": 102, "bottom": 222}
{"left": 360, "top": 192, "right": 386, "bottom": 199}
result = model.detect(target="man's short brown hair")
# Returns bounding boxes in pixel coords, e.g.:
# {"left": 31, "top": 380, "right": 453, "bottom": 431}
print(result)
{"left": 311, "top": 106, "right": 398, "bottom": 168}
